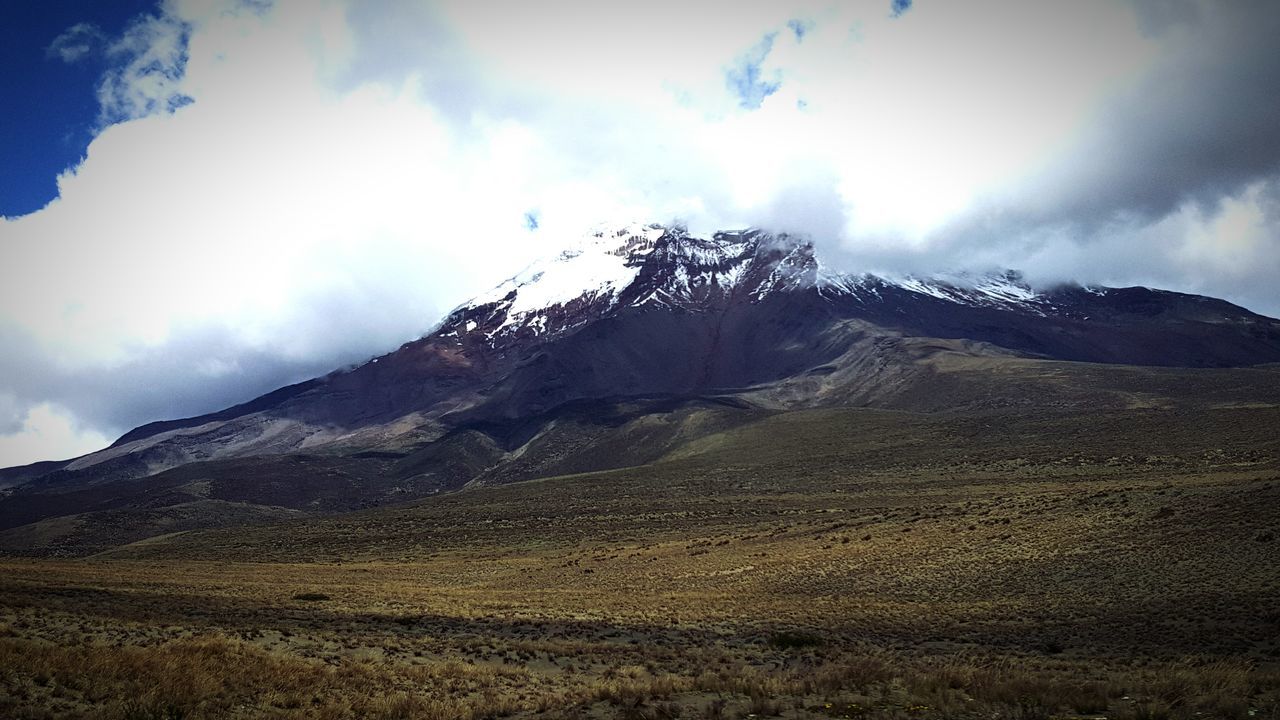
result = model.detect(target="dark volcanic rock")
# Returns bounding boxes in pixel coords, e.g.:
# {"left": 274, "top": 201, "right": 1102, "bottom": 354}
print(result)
{"left": 4, "top": 222, "right": 1280, "bottom": 547}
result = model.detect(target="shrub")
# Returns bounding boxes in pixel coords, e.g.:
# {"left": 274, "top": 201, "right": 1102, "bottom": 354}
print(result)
{"left": 767, "top": 631, "right": 825, "bottom": 650}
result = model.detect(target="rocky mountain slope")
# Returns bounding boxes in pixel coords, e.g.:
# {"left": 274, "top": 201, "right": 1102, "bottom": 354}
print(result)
{"left": 4, "top": 222, "right": 1280, "bottom": 554}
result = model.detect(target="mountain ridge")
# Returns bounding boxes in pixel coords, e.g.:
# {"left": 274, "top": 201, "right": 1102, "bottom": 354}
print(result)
{"left": 3, "top": 221, "right": 1280, "bottom": 554}
{"left": 10, "top": 221, "right": 1280, "bottom": 475}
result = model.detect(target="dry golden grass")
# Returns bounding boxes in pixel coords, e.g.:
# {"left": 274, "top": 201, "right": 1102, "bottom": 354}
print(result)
{"left": 2, "top": 404, "right": 1278, "bottom": 718}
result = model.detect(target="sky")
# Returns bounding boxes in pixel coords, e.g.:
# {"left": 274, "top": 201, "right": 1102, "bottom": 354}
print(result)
{"left": 1, "top": 0, "right": 1279, "bottom": 467}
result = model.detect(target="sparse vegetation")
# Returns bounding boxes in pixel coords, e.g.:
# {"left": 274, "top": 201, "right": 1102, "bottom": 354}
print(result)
{"left": 1, "top": 390, "right": 1278, "bottom": 717}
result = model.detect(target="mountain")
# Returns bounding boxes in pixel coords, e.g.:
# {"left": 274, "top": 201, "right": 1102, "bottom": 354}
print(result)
{"left": 4, "top": 222, "right": 1280, "bottom": 555}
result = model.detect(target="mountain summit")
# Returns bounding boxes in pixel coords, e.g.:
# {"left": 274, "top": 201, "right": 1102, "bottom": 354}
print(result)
{"left": 437, "top": 223, "right": 1056, "bottom": 348}
{"left": 436, "top": 222, "right": 1273, "bottom": 353}
{"left": 4, "top": 222, "right": 1280, "bottom": 553}
{"left": 444, "top": 223, "right": 820, "bottom": 345}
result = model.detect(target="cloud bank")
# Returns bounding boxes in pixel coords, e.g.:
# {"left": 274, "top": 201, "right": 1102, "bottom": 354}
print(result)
{"left": 2, "top": 0, "right": 1279, "bottom": 465}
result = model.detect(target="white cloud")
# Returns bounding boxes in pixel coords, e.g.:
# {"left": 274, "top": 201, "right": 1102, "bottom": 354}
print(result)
{"left": 99, "top": 10, "right": 193, "bottom": 123}
{"left": 47, "top": 22, "right": 107, "bottom": 64}
{"left": 2, "top": 0, "right": 1279, "bottom": 466}
{"left": 0, "top": 404, "right": 110, "bottom": 468}
{"left": 1014, "top": 179, "right": 1280, "bottom": 306}
{"left": 0, "top": 394, "right": 25, "bottom": 435}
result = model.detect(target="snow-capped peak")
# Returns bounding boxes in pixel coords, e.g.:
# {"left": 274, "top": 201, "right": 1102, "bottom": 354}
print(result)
{"left": 451, "top": 223, "right": 669, "bottom": 339}
{"left": 438, "top": 224, "right": 1057, "bottom": 345}
{"left": 870, "top": 269, "right": 1049, "bottom": 312}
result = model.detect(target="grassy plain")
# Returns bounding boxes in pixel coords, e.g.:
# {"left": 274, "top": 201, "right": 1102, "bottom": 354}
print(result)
{"left": 1, "top": 396, "right": 1279, "bottom": 718}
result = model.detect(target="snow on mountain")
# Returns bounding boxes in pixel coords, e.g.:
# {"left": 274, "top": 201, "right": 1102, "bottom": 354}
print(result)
{"left": 436, "top": 223, "right": 662, "bottom": 340}
{"left": 872, "top": 270, "right": 1052, "bottom": 314}
{"left": 467, "top": 223, "right": 664, "bottom": 334}
{"left": 442, "top": 223, "right": 1061, "bottom": 343}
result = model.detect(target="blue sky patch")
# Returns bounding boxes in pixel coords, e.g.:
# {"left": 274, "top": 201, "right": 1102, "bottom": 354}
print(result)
{"left": 0, "top": 0, "right": 159, "bottom": 217}
{"left": 726, "top": 32, "right": 782, "bottom": 110}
